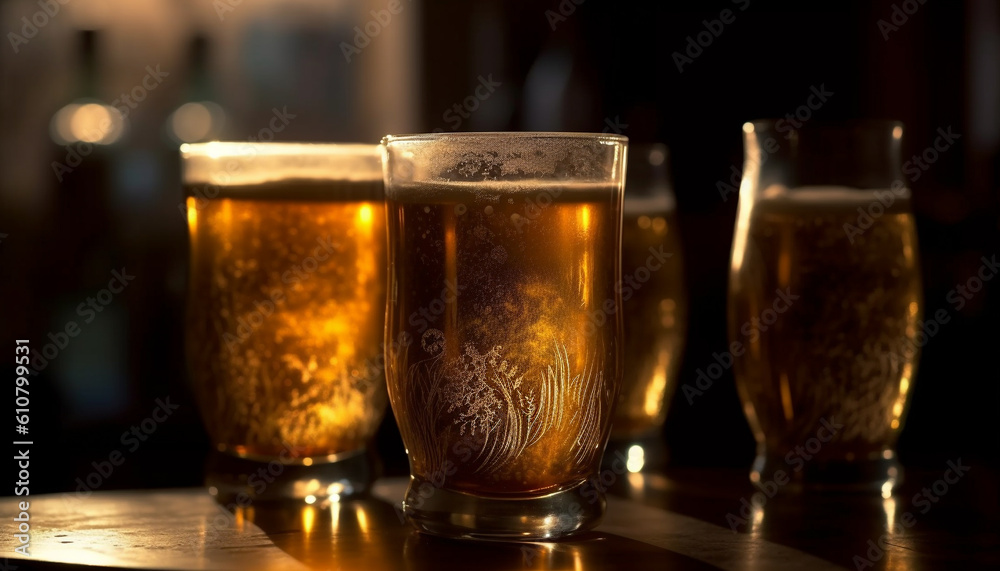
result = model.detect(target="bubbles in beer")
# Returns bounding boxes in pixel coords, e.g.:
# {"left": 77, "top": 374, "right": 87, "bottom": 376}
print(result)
{"left": 386, "top": 182, "right": 618, "bottom": 494}
{"left": 730, "top": 186, "right": 921, "bottom": 457}
{"left": 186, "top": 180, "right": 387, "bottom": 459}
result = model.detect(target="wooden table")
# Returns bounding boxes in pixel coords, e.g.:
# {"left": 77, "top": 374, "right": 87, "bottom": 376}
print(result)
{"left": 2, "top": 468, "right": 997, "bottom": 570}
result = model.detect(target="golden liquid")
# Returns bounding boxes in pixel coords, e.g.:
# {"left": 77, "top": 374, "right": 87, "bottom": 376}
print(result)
{"left": 729, "top": 187, "right": 921, "bottom": 460}
{"left": 385, "top": 182, "right": 622, "bottom": 495}
{"left": 185, "top": 181, "right": 387, "bottom": 459}
{"left": 613, "top": 201, "right": 686, "bottom": 438}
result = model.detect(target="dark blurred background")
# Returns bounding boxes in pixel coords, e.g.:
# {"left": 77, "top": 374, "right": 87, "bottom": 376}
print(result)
{"left": 0, "top": 0, "right": 997, "bottom": 495}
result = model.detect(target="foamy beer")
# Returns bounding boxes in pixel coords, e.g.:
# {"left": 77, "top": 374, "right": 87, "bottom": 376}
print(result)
{"left": 613, "top": 145, "right": 687, "bottom": 442}
{"left": 729, "top": 121, "right": 922, "bottom": 492}
{"left": 182, "top": 143, "right": 387, "bottom": 502}
{"left": 383, "top": 133, "right": 627, "bottom": 539}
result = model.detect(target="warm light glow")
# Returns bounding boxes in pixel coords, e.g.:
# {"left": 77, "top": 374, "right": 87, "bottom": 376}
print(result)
{"left": 648, "top": 147, "right": 666, "bottom": 166}
{"left": 881, "top": 481, "right": 894, "bottom": 499}
{"left": 883, "top": 497, "right": 897, "bottom": 533}
{"left": 743, "top": 122, "right": 755, "bottom": 134}
{"left": 359, "top": 204, "right": 373, "bottom": 224}
{"left": 650, "top": 216, "right": 667, "bottom": 234}
{"left": 643, "top": 369, "right": 667, "bottom": 418}
{"left": 186, "top": 196, "right": 198, "bottom": 229}
{"left": 779, "top": 372, "right": 794, "bottom": 422}
{"left": 51, "top": 102, "right": 124, "bottom": 145}
{"left": 302, "top": 505, "right": 316, "bottom": 534}
{"left": 302, "top": 457, "right": 313, "bottom": 467}
{"left": 729, "top": 198, "right": 753, "bottom": 273}
{"left": 892, "top": 125, "right": 903, "bottom": 139}
{"left": 71, "top": 103, "right": 121, "bottom": 143}
{"left": 637, "top": 215, "right": 651, "bottom": 230}
{"left": 626, "top": 444, "right": 645, "bottom": 473}
{"left": 304, "top": 494, "right": 317, "bottom": 504}
{"left": 643, "top": 345, "right": 670, "bottom": 418}
{"left": 579, "top": 204, "right": 591, "bottom": 232}
{"left": 51, "top": 103, "right": 80, "bottom": 144}
{"left": 356, "top": 506, "right": 369, "bottom": 535}
{"left": 171, "top": 102, "right": 214, "bottom": 143}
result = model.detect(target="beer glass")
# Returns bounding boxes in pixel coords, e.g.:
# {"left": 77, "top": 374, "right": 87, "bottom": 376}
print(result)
{"left": 728, "top": 121, "right": 922, "bottom": 493}
{"left": 382, "top": 132, "right": 627, "bottom": 539}
{"left": 182, "top": 142, "right": 387, "bottom": 503}
{"left": 610, "top": 145, "right": 687, "bottom": 466}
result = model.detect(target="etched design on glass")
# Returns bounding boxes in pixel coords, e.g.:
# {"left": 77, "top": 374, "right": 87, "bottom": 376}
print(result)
{"left": 403, "top": 329, "right": 606, "bottom": 475}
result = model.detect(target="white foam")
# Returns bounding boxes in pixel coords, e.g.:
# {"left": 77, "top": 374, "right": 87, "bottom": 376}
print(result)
{"left": 181, "top": 142, "right": 382, "bottom": 186}
{"left": 624, "top": 193, "right": 675, "bottom": 215}
{"left": 757, "top": 184, "right": 911, "bottom": 206}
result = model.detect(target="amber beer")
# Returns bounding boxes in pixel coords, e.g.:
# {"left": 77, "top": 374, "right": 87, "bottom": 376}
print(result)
{"left": 613, "top": 196, "right": 687, "bottom": 438}
{"left": 729, "top": 187, "right": 922, "bottom": 466}
{"left": 387, "top": 181, "right": 620, "bottom": 494}
{"left": 183, "top": 144, "right": 387, "bottom": 463}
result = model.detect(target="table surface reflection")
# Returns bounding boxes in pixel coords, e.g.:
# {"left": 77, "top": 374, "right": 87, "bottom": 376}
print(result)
{"left": 1, "top": 469, "right": 996, "bottom": 570}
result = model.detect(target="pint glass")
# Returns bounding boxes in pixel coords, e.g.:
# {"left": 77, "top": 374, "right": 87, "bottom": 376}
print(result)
{"left": 383, "top": 133, "right": 627, "bottom": 538}
{"left": 728, "top": 121, "right": 922, "bottom": 493}
{"left": 612, "top": 144, "right": 687, "bottom": 444}
{"left": 182, "top": 142, "right": 387, "bottom": 503}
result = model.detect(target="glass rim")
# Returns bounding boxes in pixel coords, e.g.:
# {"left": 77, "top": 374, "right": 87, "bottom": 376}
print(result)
{"left": 180, "top": 141, "right": 379, "bottom": 160}
{"left": 744, "top": 118, "right": 904, "bottom": 134}
{"left": 382, "top": 131, "right": 628, "bottom": 145}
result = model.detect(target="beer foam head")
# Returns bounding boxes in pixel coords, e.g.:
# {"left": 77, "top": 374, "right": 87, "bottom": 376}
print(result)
{"left": 623, "top": 193, "right": 675, "bottom": 215}
{"left": 758, "top": 184, "right": 912, "bottom": 206}
{"left": 180, "top": 142, "right": 381, "bottom": 186}
{"left": 382, "top": 132, "right": 628, "bottom": 189}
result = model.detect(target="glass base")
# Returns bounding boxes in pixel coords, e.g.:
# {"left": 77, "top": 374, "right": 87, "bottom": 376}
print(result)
{"left": 401, "top": 476, "right": 604, "bottom": 540}
{"left": 751, "top": 451, "right": 903, "bottom": 494}
{"left": 205, "top": 448, "right": 373, "bottom": 505}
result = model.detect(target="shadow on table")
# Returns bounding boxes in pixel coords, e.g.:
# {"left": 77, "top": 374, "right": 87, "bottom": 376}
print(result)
{"left": 238, "top": 495, "right": 715, "bottom": 570}
{"left": 612, "top": 467, "right": 1000, "bottom": 571}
